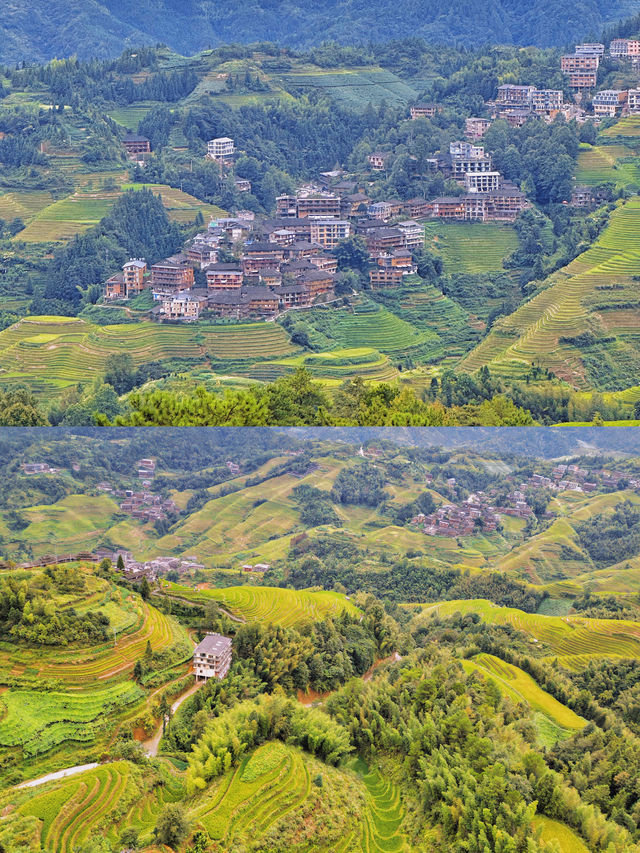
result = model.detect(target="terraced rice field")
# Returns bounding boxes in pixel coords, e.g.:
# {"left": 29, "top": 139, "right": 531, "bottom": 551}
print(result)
{"left": 16, "top": 761, "right": 141, "bottom": 853}
{"left": 353, "top": 760, "right": 410, "bottom": 853}
{"left": 533, "top": 816, "right": 589, "bottom": 852}
{"left": 0, "top": 316, "right": 297, "bottom": 399}
{"left": 196, "top": 743, "right": 311, "bottom": 845}
{"left": 421, "top": 599, "right": 640, "bottom": 668}
{"left": 163, "top": 583, "right": 359, "bottom": 627}
{"left": 0, "top": 682, "right": 144, "bottom": 756}
{"left": 307, "top": 301, "right": 437, "bottom": 357}
{"left": 425, "top": 221, "right": 518, "bottom": 274}
{"left": 247, "top": 347, "right": 399, "bottom": 383}
{"left": 106, "top": 102, "right": 159, "bottom": 129}
{"left": 17, "top": 193, "right": 120, "bottom": 242}
{"left": 0, "top": 599, "right": 190, "bottom": 686}
{"left": 574, "top": 144, "right": 640, "bottom": 186}
{"left": 278, "top": 68, "right": 418, "bottom": 110}
{"left": 601, "top": 116, "right": 640, "bottom": 138}
{"left": 459, "top": 197, "right": 640, "bottom": 388}
{"left": 0, "top": 190, "right": 54, "bottom": 222}
{"left": 121, "top": 183, "right": 227, "bottom": 223}
{"left": 465, "top": 654, "right": 585, "bottom": 741}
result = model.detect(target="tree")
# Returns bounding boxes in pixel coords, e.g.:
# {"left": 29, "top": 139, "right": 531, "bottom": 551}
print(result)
{"left": 117, "top": 554, "right": 125, "bottom": 571}
{"left": 145, "top": 639, "right": 153, "bottom": 664}
{"left": 133, "top": 659, "right": 143, "bottom": 682}
{"left": 155, "top": 804, "right": 189, "bottom": 850}
{"left": 140, "top": 576, "right": 151, "bottom": 601}
{"left": 104, "top": 353, "right": 137, "bottom": 396}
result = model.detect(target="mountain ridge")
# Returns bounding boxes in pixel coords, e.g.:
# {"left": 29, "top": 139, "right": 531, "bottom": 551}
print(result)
{"left": 1, "top": 0, "right": 637, "bottom": 64}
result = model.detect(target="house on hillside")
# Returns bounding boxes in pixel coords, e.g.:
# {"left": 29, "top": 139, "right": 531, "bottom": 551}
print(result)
{"left": 194, "top": 633, "right": 232, "bottom": 681}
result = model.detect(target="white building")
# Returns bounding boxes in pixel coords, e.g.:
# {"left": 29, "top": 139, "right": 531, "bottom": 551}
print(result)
{"left": 464, "top": 171, "right": 501, "bottom": 193}
{"left": 207, "top": 137, "right": 235, "bottom": 160}
{"left": 193, "top": 633, "right": 232, "bottom": 681}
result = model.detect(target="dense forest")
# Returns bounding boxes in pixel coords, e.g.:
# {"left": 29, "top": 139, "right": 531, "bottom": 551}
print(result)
{"left": 0, "top": 0, "right": 635, "bottom": 64}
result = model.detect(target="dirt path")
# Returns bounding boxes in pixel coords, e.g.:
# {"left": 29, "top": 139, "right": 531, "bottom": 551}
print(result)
{"left": 142, "top": 681, "right": 204, "bottom": 757}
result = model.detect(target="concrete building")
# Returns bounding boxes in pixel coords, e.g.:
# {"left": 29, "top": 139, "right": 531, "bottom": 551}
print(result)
{"left": 150, "top": 255, "right": 194, "bottom": 291}
{"left": 628, "top": 88, "right": 640, "bottom": 113}
{"left": 465, "top": 117, "right": 492, "bottom": 139}
{"left": 592, "top": 89, "right": 627, "bottom": 116}
{"left": 464, "top": 171, "right": 501, "bottom": 193}
{"left": 531, "top": 89, "right": 563, "bottom": 114}
{"left": 309, "top": 219, "right": 350, "bottom": 248}
{"left": 207, "top": 137, "right": 235, "bottom": 161}
{"left": 410, "top": 103, "right": 438, "bottom": 119}
{"left": 496, "top": 84, "right": 536, "bottom": 105}
{"left": 193, "top": 633, "right": 232, "bottom": 681}
{"left": 561, "top": 53, "right": 600, "bottom": 72}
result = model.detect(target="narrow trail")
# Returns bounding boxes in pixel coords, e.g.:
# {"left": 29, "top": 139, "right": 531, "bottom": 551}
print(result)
{"left": 142, "top": 680, "right": 204, "bottom": 757}
{"left": 15, "top": 763, "right": 100, "bottom": 790}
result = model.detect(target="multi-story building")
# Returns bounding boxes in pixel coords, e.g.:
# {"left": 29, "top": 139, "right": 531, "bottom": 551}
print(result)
{"left": 502, "top": 108, "right": 533, "bottom": 126}
{"left": 122, "top": 132, "right": 151, "bottom": 157}
{"left": 403, "top": 198, "right": 430, "bottom": 218}
{"left": 207, "top": 137, "right": 235, "bottom": 161}
{"left": 561, "top": 53, "right": 600, "bottom": 72}
{"left": 368, "top": 151, "right": 391, "bottom": 171}
{"left": 575, "top": 43, "right": 605, "bottom": 56}
{"left": 450, "top": 141, "right": 486, "bottom": 158}
{"left": 123, "top": 259, "right": 147, "bottom": 295}
{"left": 206, "top": 263, "right": 244, "bottom": 290}
{"left": 427, "top": 185, "right": 528, "bottom": 222}
{"left": 242, "top": 242, "right": 285, "bottom": 273}
{"left": 628, "top": 88, "right": 640, "bottom": 113}
{"left": 397, "top": 220, "right": 424, "bottom": 249}
{"left": 150, "top": 255, "right": 194, "bottom": 291}
{"left": 610, "top": 39, "right": 640, "bottom": 59}
{"left": 465, "top": 117, "right": 492, "bottom": 139}
{"left": 531, "top": 89, "right": 563, "bottom": 114}
{"left": 464, "top": 171, "right": 501, "bottom": 193}
{"left": 496, "top": 84, "right": 536, "bottom": 106}
{"left": 410, "top": 103, "right": 438, "bottom": 119}
{"left": 369, "top": 250, "right": 417, "bottom": 286}
{"left": 272, "top": 282, "right": 314, "bottom": 308}
{"left": 365, "top": 226, "right": 406, "bottom": 253}
{"left": 159, "top": 291, "right": 207, "bottom": 321}
{"left": 295, "top": 269, "right": 336, "bottom": 297}
{"left": 193, "top": 633, "right": 232, "bottom": 681}
{"left": 593, "top": 89, "right": 628, "bottom": 116}
{"left": 105, "top": 273, "right": 126, "bottom": 300}
{"left": 567, "top": 71, "right": 597, "bottom": 89}
{"left": 309, "top": 219, "right": 350, "bottom": 248}
{"left": 296, "top": 190, "right": 342, "bottom": 219}
{"left": 368, "top": 201, "right": 393, "bottom": 220}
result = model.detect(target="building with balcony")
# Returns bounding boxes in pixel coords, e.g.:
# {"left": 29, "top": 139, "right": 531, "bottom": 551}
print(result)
{"left": 193, "top": 633, "right": 232, "bottom": 681}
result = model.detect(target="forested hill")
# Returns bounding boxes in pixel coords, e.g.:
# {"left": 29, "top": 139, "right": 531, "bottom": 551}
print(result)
{"left": 2, "top": 0, "right": 637, "bottom": 63}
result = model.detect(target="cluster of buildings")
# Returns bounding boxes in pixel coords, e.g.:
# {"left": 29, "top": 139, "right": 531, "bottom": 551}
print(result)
{"left": 413, "top": 493, "right": 501, "bottom": 537}
{"left": 241, "top": 562, "right": 270, "bottom": 572}
{"left": 118, "top": 491, "right": 179, "bottom": 522}
{"left": 424, "top": 141, "right": 529, "bottom": 223}
{"left": 93, "top": 547, "right": 205, "bottom": 582}
{"left": 21, "top": 462, "right": 60, "bottom": 475}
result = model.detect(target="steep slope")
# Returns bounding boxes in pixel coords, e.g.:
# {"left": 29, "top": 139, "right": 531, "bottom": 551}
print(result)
{"left": 0, "top": 0, "right": 635, "bottom": 63}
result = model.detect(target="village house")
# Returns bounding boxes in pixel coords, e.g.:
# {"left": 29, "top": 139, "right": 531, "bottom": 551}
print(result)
{"left": 158, "top": 290, "right": 208, "bottom": 321}
{"left": 123, "top": 259, "right": 147, "bottom": 295}
{"left": 242, "top": 241, "right": 285, "bottom": 273}
{"left": 566, "top": 70, "right": 597, "bottom": 89}
{"left": 576, "top": 43, "right": 605, "bottom": 56}
{"left": 187, "top": 243, "right": 218, "bottom": 269}
{"left": 496, "top": 84, "right": 536, "bottom": 106}
{"left": 397, "top": 220, "right": 424, "bottom": 249}
{"left": 368, "top": 151, "right": 392, "bottom": 171}
{"left": 272, "top": 282, "right": 314, "bottom": 308}
{"left": 502, "top": 108, "right": 533, "bottom": 127}
{"left": 593, "top": 90, "right": 628, "bottom": 116}
{"left": 206, "top": 263, "right": 244, "bottom": 289}
{"left": 410, "top": 103, "right": 438, "bottom": 119}
{"left": 628, "top": 89, "right": 640, "bottom": 113}
{"left": 122, "top": 132, "right": 151, "bottom": 158}
{"left": 308, "top": 253, "right": 339, "bottom": 273}
{"left": 269, "top": 228, "right": 296, "bottom": 247}
{"left": 105, "top": 273, "right": 126, "bottom": 300}
{"left": 465, "top": 117, "right": 492, "bottom": 139}
{"left": 610, "top": 39, "right": 640, "bottom": 59}
{"left": 150, "top": 255, "right": 195, "bottom": 291}
{"left": 571, "top": 185, "right": 596, "bottom": 207}
{"left": 194, "top": 633, "right": 232, "bottom": 681}
{"left": 403, "top": 198, "right": 431, "bottom": 219}
{"left": 207, "top": 137, "right": 235, "bottom": 162}
{"left": 368, "top": 201, "right": 394, "bottom": 220}
{"left": 234, "top": 178, "right": 251, "bottom": 193}
{"left": 294, "top": 269, "right": 336, "bottom": 297}
{"left": 207, "top": 286, "right": 279, "bottom": 319}
{"left": 561, "top": 53, "right": 600, "bottom": 73}
{"left": 530, "top": 89, "right": 563, "bottom": 114}
{"left": 341, "top": 192, "right": 370, "bottom": 217}
{"left": 258, "top": 268, "right": 283, "bottom": 287}
{"left": 369, "top": 249, "right": 417, "bottom": 286}
{"left": 309, "top": 219, "right": 350, "bottom": 248}
{"left": 464, "top": 171, "right": 501, "bottom": 193}
{"left": 365, "top": 226, "right": 406, "bottom": 253}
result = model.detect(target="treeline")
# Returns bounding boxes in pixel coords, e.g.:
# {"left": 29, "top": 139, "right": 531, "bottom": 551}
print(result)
{"left": 36, "top": 188, "right": 182, "bottom": 312}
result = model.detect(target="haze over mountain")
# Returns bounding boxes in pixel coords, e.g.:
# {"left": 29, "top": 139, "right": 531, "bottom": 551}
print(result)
{"left": 2, "top": 0, "right": 639, "bottom": 64}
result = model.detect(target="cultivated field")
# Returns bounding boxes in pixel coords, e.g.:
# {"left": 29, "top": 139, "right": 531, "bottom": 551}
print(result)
{"left": 425, "top": 221, "right": 518, "bottom": 274}
{"left": 0, "top": 316, "right": 298, "bottom": 400}
{"left": 465, "top": 653, "right": 585, "bottom": 744}
{"left": 459, "top": 197, "right": 640, "bottom": 389}
{"left": 420, "top": 599, "right": 640, "bottom": 669}
{"left": 162, "top": 583, "right": 360, "bottom": 627}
